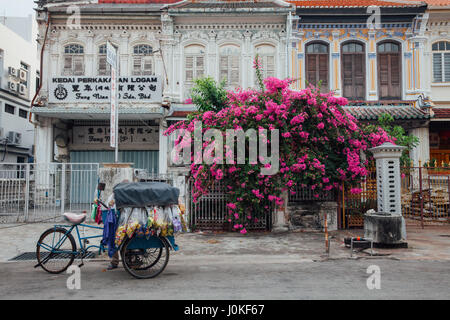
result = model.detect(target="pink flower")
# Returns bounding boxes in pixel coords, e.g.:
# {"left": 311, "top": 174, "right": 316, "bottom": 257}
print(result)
{"left": 227, "top": 203, "right": 237, "bottom": 210}
{"left": 350, "top": 188, "right": 363, "bottom": 194}
{"left": 317, "top": 122, "right": 325, "bottom": 130}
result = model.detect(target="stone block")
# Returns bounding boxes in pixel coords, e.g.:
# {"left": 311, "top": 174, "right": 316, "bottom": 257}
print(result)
{"left": 364, "top": 212, "right": 405, "bottom": 244}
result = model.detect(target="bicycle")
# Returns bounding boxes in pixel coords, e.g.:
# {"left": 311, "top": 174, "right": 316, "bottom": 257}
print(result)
{"left": 34, "top": 202, "right": 108, "bottom": 274}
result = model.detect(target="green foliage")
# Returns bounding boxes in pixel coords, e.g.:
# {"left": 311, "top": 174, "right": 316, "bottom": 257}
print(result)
{"left": 366, "top": 113, "right": 419, "bottom": 166}
{"left": 190, "top": 77, "right": 228, "bottom": 113}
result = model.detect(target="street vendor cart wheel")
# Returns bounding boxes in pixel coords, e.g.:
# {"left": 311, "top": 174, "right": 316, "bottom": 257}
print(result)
{"left": 120, "top": 236, "right": 170, "bottom": 279}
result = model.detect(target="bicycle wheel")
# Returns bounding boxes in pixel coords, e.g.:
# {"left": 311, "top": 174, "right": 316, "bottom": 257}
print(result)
{"left": 121, "top": 237, "right": 170, "bottom": 279}
{"left": 36, "top": 228, "right": 77, "bottom": 274}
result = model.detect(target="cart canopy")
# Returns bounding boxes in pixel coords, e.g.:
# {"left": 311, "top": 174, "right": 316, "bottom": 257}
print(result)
{"left": 113, "top": 182, "right": 180, "bottom": 208}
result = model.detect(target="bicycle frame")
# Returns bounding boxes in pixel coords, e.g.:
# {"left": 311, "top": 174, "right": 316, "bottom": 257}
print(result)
{"left": 38, "top": 223, "right": 106, "bottom": 256}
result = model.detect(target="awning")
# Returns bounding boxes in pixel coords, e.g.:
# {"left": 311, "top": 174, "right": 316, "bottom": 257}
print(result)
{"left": 344, "top": 106, "right": 432, "bottom": 121}
{"left": 32, "top": 105, "right": 164, "bottom": 120}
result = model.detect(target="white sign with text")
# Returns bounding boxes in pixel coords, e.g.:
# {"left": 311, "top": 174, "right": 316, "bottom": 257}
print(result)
{"left": 49, "top": 76, "right": 163, "bottom": 103}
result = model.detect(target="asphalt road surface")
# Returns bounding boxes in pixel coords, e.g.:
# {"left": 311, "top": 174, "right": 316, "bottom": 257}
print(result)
{"left": 1, "top": 256, "right": 449, "bottom": 300}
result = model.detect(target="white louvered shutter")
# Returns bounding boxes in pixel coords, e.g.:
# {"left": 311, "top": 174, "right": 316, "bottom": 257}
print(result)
{"left": 73, "top": 56, "right": 84, "bottom": 76}
{"left": 444, "top": 53, "right": 450, "bottom": 82}
{"left": 98, "top": 56, "right": 108, "bottom": 76}
{"left": 196, "top": 56, "right": 205, "bottom": 78}
{"left": 230, "top": 55, "right": 240, "bottom": 87}
{"left": 133, "top": 57, "right": 142, "bottom": 76}
{"left": 64, "top": 56, "right": 73, "bottom": 75}
{"left": 143, "top": 57, "right": 153, "bottom": 75}
{"left": 185, "top": 56, "right": 194, "bottom": 83}
{"left": 433, "top": 53, "right": 443, "bottom": 82}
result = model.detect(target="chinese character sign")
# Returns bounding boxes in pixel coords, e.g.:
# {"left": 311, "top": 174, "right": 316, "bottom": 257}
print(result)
{"left": 49, "top": 76, "right": 163, "bottom": 103}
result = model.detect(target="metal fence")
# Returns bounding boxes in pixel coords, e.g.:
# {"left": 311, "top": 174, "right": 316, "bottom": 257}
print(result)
{"left": 401, "top": 166, "right": 450, "bottom": 226}
{"left": 341, "top": 166, "right": 450, "bottom": 228}
{"left": 288, "top": 185, "right": 337, "bottom": 203}
{"left": 0, "top": 163, "right": 99, "bottom": 223}
{"left": 188, "top": 179, "right": 273, "bottom": 231}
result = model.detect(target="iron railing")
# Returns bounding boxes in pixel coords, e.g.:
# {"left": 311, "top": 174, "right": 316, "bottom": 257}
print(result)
{"left": 0, "top": 163, "right": 99, "bottom": 223}
{"left": 188, "top": 179, "right": 273, "bottom": 231}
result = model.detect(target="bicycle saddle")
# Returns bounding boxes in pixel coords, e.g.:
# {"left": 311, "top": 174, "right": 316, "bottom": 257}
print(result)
{"left": 63, "top": 212, "right": 87, "bottom": 225}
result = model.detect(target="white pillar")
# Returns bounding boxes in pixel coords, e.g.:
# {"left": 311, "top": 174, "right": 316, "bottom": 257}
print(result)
{"left": 369, "top": 142, "right": 406, "bottom": 216}
{"left": 410, "top": 127, "right": 430, "bottom": 167}
{"left": 159, "top": 121, "right": 168, "bottom": 174}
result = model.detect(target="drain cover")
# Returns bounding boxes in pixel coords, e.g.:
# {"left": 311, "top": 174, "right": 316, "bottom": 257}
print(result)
{"left": 9, "top": 251, "right": 97, "bottom": 261}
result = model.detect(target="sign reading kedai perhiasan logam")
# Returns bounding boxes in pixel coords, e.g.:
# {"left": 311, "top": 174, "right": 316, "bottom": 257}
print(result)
{"left": 49, "top": 76, "right": 163, "bottom": 103}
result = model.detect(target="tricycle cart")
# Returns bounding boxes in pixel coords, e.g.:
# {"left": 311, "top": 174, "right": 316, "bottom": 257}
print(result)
{"left": 113, "top": 181, "right": 181, "bottom": 279}
{"left": 35, "top": 182, "right": 181, "bottom": 280}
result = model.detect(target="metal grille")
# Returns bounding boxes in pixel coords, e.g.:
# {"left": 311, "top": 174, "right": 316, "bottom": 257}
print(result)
{"left": 189, "top": 180, "right": 272, "bottom": 231}
{"left": 401, "top": 166, "right": 450, "bottom": 225}
{"left": 0, "top": 163, "right": 99, "bottom": 223}
{"left": 9, "top": 251, "right": 97, "bottom": 261}
{"left": 288, "top": 185, "right": 337, "bottom": 203}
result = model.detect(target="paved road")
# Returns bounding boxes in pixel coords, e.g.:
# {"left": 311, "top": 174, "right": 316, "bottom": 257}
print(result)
{"left": 1, "top": 256, "right": 449, "bottom": 300}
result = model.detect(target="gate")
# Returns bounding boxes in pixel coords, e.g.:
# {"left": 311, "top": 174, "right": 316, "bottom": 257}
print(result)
{"left": 401, "top": 166, "right": 450, "bottom": 226}
{"left": 0, "top": 163, "right": 99, "bottom": 223}
{"left": 342, "top": 166, "right": 450, "bottom": 228}
{"left": 188, "top": 179, "right": 273, "bottom": 231}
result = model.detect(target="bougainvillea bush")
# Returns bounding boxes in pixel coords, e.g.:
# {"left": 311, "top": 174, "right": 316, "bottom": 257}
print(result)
{"left": 165, "top": 63, "right": 394, "bottom": 234}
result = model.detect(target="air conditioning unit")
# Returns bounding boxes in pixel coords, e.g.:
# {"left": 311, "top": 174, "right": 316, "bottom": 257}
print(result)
{"left": 8, "top": 81, "right": 18, "bottom": 92}
{"left": 8, "top": 67, "right": 18, "bottom": 78}
{"left": 19, "top": 69, "right": 28, "bottom": 82}
{"left": 7, "top": 131, "right": 22, "bottom": 145}
{"left": 19, "top": 84, "right": 28, "bottom": 96}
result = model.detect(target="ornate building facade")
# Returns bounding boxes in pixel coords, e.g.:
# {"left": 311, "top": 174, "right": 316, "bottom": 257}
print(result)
{"left": 32, "top": 0, "right": 450, "bottom": 175}
{"left": 289, "top": 0, "right": 433, "bottom": 166}
{"left": 32, "top": 0, "right": 294, "bottom": 177}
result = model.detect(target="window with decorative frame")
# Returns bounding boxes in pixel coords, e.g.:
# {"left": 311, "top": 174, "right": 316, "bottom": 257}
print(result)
{"left": 341, "top": 41, "right": 366, "bottom": 101}
{"left": 432, "top": 41, "right": 450, "bottom": 83}
{"left": 63, "top": 44, "right": 85, "bottom": 76}
{"left": 377, "top": 41, "right": 401, "bottom": 100}
{"left": 305, "top": 42, "right": 329, "bottom": 92}
{"left": 254, "top": 44, "right": 276, "bottom": 86}
{"left": 132, "top": 44, "right": 153, "bottom": 76}
{"left": 184, "top": 44, "right": 205, "bottom": 96}
{"left": 219, "top": 44, "right": 241, "bottom": 89}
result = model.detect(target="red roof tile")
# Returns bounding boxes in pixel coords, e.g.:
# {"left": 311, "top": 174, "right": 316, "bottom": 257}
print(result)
{"left": 433, "top": 108, "right": 450, "bottom": 119}
{"left": 288, "top": 0, "right": 427, "bottom": 7}
{"left": 98, "top": 0, "right": 179, "bottom": 3}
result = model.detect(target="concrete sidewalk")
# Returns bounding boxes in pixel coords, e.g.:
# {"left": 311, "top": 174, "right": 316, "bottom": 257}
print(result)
{"left": 0, "top": 220, "right": 449, "bottom": 263}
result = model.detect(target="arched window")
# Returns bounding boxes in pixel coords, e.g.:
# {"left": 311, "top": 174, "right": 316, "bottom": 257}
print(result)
{"left": 305, "top": 42, "right": 329, "bottom": 92}
{"left": 378, "top": 41, "right": 401, "bottom": 100}
{"left": 432, "top": 41, "right": 450, "bottom": 83}
{"left": 132, "top": 44, "right": 153, "bottom": 76}
{"left": 341, "top": 41, "right": 365, "bottom": 100}
{"left": 63, "top": 44, "right": 84, "bottom": 76}
{"left": 185, "top": 44, "right": 205, "bottom": 89}
{"left": 219, "top": 44, "right": 241, "bottom": 89}
{"left": 255, "top": 44, "right": 276, "bottom": 85}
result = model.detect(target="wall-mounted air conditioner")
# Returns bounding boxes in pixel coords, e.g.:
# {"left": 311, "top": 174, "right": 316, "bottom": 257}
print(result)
{"left": 19, "top": 69, "right": 28, "bottom": 82}
{"left": 8, "top": 81, "right": 18, "bottom": 92}
{"left": 19, "top": 84, "right": 28, "bottom": 96}
{"left": 8, "top": 67, "right": 18, "bottom": 78}
{"left": 7, "top": 131, "right": 22, "bottom": 146}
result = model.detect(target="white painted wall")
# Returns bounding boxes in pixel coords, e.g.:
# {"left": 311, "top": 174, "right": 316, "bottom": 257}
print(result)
{"left": 0, "top": 16, "right": 39, "bottom": 162}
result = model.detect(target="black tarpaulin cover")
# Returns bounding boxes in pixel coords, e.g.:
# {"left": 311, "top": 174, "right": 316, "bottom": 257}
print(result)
{"left": 113, "top": 182, "right": 180, "bottom": 208}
